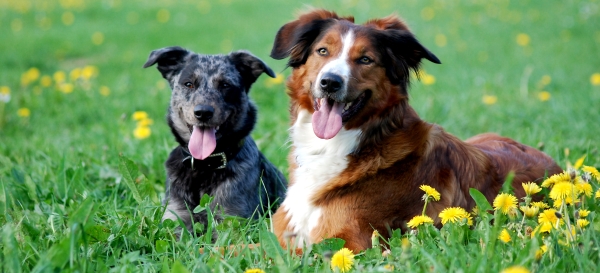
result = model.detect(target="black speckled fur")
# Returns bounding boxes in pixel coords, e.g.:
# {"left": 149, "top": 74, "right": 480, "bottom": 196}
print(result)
{"left": 144, "top": 46, "right": 286, "bottom": 234}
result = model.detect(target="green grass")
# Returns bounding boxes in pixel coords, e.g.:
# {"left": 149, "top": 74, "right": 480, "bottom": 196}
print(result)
{"left": 1, "top": 0, "right": 599, "bottom": 272}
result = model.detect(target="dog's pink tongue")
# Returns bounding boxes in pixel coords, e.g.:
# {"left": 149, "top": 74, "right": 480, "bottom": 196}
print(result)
{"left": 188, "top": 126, "right": 217, "bottom": 160}
{"left": 312, "top": 98, "right": 344, "bottom": 139}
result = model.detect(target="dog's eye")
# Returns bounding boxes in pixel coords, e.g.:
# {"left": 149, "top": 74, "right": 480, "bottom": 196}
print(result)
{"left": 184, "top": 82, "right": 194, "bottom": 89}
{"left": 358, "top": 56, "right": 373, "bottom": 64}
{"left": 317, "top": 48, "right": 329, "bottom": 56}
{"left": 221, "top": 82, "right": 230, "bottom": 88}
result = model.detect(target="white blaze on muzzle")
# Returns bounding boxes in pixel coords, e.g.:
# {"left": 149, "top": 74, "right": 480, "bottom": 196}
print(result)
{"left": 312, "top": 30, "right": 355, "bottom": 140}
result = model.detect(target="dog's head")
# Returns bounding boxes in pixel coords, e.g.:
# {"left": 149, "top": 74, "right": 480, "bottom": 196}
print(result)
{"left": 144, "top": 47, "right": 275, "bottom": 159}
{"left": 270, "top": 10, "right": 440, "bottom": 139}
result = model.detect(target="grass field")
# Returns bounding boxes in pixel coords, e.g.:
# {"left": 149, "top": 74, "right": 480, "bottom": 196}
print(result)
{"left": 1, "top": 0, "right": 600, "bottom": 272}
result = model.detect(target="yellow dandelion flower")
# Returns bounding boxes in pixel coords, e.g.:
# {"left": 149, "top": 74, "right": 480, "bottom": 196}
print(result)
{"left": 519, "top": 205, "right": 539, "bottom": 218}
{"left": 531, "top": 201, "right": 549, "bottom": 209}
{"left": 419, "top": 185, "right": 441, "bottom": 201}
{"left": 331, "top": 248, "right": 354, "bottom": 273}
{"left": 439, "top": 207, "right": 473, "bottom": 225}
{"left": 53, "top": 71, "right": 66, "bottom": 83}
{"left": 537, "top": 91, "right": 551, "bottom": 101}
{"left": 499, "top": 229, "right": 511, "bottom": 243}
{"left": 21, "top": 67, "right": 40, "bottom": 86}
{"left": 538, "top": 222, "right": 553, "bottom": 233}
{"left": 549, "top": 182, "right": 575, "bottom": 201}
{"left": 92, "top": 32, "right": 104, "bottom": 45}
{"left": 541, "top": 171, "right": 570, "bottom": 188}
{"left": 577, "top": 219, "right": 589, "bottom": 228}
{"left": 243, "top": 269, "right": 265, "bottom": 273}
{"left": 482, "top": 95, "right": 497, "bottom": 105}
{"left": 591, "top": 73, "right": 600, "bottom": 86}
{"left": 81, "top": 65, "right": 99, "bottom": 80}
{"left": 582, "top": 165, "right": 600, "bottom": 181}
{"left": 421, "top": 7, "right": 435, "bottom": 21}
{"left": 157, "top": 9, "right": 170, "bottom": 23}
{"left": 17, "top": 107, "right": 31, "bottom": 117}
{"left": 137, "top": 118, "right": 154, "bottom": 127}
{"left": 573, "top": 155, "right": 586, "bottom": 170}
{"left": 516, "top": 33, "right": 531, "bottom": 46}
{"left": 535, "top": 245, "right": 548, "bottom": 260}
{"left": 435, "top": 34, "right": 447, "bottom": 47}
{"left": 578, "top": 209, "right": 590, "bottom": 218}
{"left": 575, "top": 181, "right": 592, "bottom": 197}
{"left": 421, "top": 73, "right": 436, "bottom": 85}
{"left": 493, "top": 193, "right": 518, "bottom": 215}
{"left": 383, "top": 264, "right": 395, "bottom": 271}
{"left": 62, "top": 11, "right": 75, "bottom": 26}
{"left": 596, "top": 189, "right": 600, "bottom": 199}
{"left": 538, "top": 208, "right": 559, "bottom": 226}
{"left": 501, "top": 265, "right": 530, "bottom": 273}
{"left": 0, "top": 86, "right": 10, "bottom": 103}
{"left": 539, "top": 75, "right": 551, "bottom": 86}
{"left": 132, "top": 111, "right": 149, "bottom": 121}
{"left": 407, "top": 215, "right": 434, "bottom": 229}
{"left": 265, "top": 73, "right": 285, "bottom": 86}
{"left": 133, "top": 126, "right": 151, "bottom": 139}
{"left": 99, "top": 86, "right": 110, "bottom": 96}
{"left": 522, "top": 182, "right": 541, "bottom": 196}
{"left": 59, "top": 83, "right": 74, "bottom": 94}
{"left": 70, "top": 68, "right": 82, "bottom": 81}
{"left": 552, "top": 196, "right": 577, "bottom": 208}
{"left": 40, "top": 75, "right": 52, "bottom": 87}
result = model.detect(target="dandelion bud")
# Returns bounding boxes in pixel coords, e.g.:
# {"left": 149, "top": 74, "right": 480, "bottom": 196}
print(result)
{"left": 581, "top": 173, "right": 591, "bottom": 182}
{"left": 371, "top": 230, "right": 380, "bottom": 249}
{"left": 569, "top": 170, "right": 577, "bottom": 180}
{"left": 525, "top": 226, "right": 533, "bottom": 237}
{"left": 554, "top": 211, "right": 563, "bottom": 219}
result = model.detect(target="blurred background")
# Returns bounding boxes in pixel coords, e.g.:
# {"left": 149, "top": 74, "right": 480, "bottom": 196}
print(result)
{"left": 1, "top": 0, "right": 599, "bottom": 192}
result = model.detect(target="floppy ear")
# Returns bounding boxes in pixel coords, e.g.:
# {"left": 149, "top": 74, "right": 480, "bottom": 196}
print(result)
{"left": 376, "top": 29, "right": 440, "bottom": 86}
{"left": 229, "top": 50, "right": 276, "bottom": 91}
{"left": 143, "top": 46, "right": 190, "bottom": 81}
{"left": 270, "top": 10, "right": 351, "bottom": 67}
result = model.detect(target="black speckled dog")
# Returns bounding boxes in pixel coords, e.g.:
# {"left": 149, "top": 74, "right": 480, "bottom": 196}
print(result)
{"left": 144, "top": 46, "right": 287, "bottom": 234}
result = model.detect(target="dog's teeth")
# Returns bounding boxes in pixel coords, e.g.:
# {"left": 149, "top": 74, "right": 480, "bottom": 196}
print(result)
{"left": 344, "top": 102, "right": 352, "bottom": 111}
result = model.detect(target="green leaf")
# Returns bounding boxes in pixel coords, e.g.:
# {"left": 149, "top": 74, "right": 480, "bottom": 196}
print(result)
{"left": 155, "top": 239, "right": 169, "bottom": 253}
{"left": 259, "top": 229, "right": 285, "bottom": 262}
{"left": 3, "top": 224, "right": 21, "bottom": 273}
{"left": 68, "top": 197, "right": 96, "bottom": 229}
{"left": 32, "top": 237, "right": 71, "bottom": 272}
{"left": 86, "top": 225, "right": 111, "bottom": 242}
{"left": 469, "top": 188, "right": 493, "bottom": 212}
{"left": 0, "top": 178, "right": 7, "bottom": 216}
{"left": 118, "top": 155, "right": 143, "bottom": 203}
{"left": 171, "top": 260, "right": 190, "bottom": 273}
{"left": 199, "top": 194, "right": 213, "bottom": 207}
{"left": 314, "top": 237, "right": 345, "bottom": 253}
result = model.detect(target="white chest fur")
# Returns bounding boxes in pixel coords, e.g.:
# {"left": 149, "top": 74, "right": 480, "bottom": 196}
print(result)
{"left": 282, "top": 109, "right": 361, "bottom": 246}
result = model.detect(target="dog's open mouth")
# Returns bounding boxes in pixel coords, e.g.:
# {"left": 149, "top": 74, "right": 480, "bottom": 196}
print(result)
{"left": 187, "top": 125, "right": 219, "bottom": 160}
{"left": 312, "top": 91, "right": 370, "bottom": 139}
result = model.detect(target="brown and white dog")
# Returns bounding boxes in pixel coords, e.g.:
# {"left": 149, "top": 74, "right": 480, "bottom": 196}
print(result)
{"left": 269, "top": 10, "right": 562, "bottom": 252}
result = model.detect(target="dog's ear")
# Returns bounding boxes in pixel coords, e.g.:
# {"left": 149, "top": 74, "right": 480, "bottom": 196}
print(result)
{"left": 367, "top": 15, "right": 440, "bottom": 87}
{"left": 143, "top": 46, "right": 190, "bottom": 81}
{"left": 375, "top": 29, "right": 440, "bottom": 87}
{"left": 270, "top": 9, "right": 352, "bottom": 67}
{"left": 229, "top": 51, "right": 276, "bottom": 91}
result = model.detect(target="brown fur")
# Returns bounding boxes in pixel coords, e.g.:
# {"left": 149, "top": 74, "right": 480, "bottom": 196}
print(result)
{"left": 270, "top": 10, "right": 562, "bottom": 252}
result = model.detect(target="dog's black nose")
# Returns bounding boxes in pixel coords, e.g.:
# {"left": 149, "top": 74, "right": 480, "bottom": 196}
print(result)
{"left": 194, "top": 105, "right": 214, "bottom": 122}
{"left": 319, "top": 73, "right": 343, "bottom": 93}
